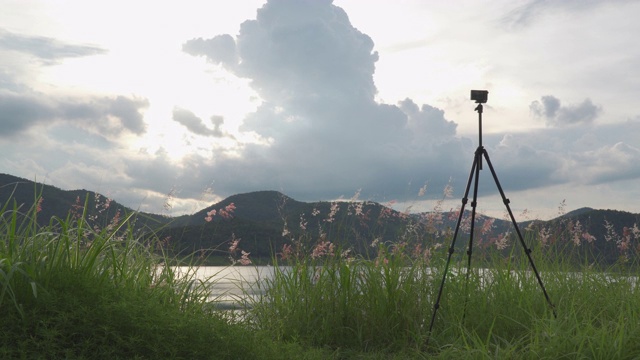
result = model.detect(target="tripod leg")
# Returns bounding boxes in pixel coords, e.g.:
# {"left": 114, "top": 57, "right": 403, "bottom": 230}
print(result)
{"left": 463, "top": 148, "right": 483, "bottom": 320}
{"left": 481, "top": 149, "right": 557, "bottom": 317}
{"left": 426, "top": 151, "right": 479, "bottom": 346}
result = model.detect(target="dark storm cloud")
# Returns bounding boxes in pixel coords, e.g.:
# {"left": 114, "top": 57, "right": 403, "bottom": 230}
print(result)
{"left": 0, "top": 91, "right": 148, "bottom": 138}
{"left": 530, "top": 95, "right": 601, "bottom": 127}
{"left": 0, "top": 92, "right": 52, "bottom": 136}
{"left": 177, "top": 0, "right": 631, "bottom": 205}
{"left": 0, "top": 28, "right": 106, "bottom": 64}
{"left": 172, "top": 107, "right": 225, "bottom": 137}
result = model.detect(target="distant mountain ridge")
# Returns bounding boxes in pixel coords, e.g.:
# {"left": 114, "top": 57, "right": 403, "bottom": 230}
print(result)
{"left": 2, "top": 173, "right": 639, "bottom": 265}
{"left": 0, "top": 173, "right": 167, "bottom": 230}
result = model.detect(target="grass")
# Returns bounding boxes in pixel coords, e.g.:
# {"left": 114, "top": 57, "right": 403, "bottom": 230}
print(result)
{"left": 2, "top": 191, "right": 640, "bottom": 359}
{"left": 249, "top": 235, "right": 640, "bottom": 359}
{"left": 0, "top": 195, "right": 320, "bottom": 359}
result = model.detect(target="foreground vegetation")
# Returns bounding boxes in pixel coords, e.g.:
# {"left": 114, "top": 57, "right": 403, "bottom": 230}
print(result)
{"left": 0, "top": 196, "right": 315, "bottom": 359}
{"left": 2, "top": 191, "right": 640, "bottom": 359}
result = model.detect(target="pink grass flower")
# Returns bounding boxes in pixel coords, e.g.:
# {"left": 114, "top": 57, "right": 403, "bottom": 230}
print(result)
{"left": 239, "top": 250, "right": 252, "bottom": 265}
{"left": 418, "top": 182, "right": 428, "bottom": 197}
{"left": 311, "top": 240, "right": 334, "bottom": 259}
{"left": 539, "top": 227, "right": 551, "bottom": 246}
{"left": 604, "top": 220, "right": 617, "bottom": 242}
{"left": 582, "top": 232, "right": 596, "bottom": 243}
{"left": 204, "top": 209, "right": 216, "bottom": 222}
{"left": 282, "top": 221, "right": 290, "bottom": 237}
{"left": 480, "top": 218, "right": 495, "bottom": 235}
{"left": 443, "top": 179, "right": 454, "bottom": 198}
{"left": 229, "top": 236, "right": 240, "bottom": 255}
{"left": 280, "top": 244, "right": 293, "bottom": 260}
{"left": 325, "top": 202, "right": 340, "bottom": 223}
{"left": 375, "top": 257, "right": 389, "bottom": 267}
{"left": 219, "top": 203, "right": 235, "bottom": 219}
{"left": 70, "top": 196, "right": 83, "bottom": 219}
{"left": 495, "top": 232, "right": 510, "bottom": 250}
{"left": 571, "top": 221, "right": 583, "bottom": 246}
{"left": 299, "top": 214, "right": 307, "bottom": 230}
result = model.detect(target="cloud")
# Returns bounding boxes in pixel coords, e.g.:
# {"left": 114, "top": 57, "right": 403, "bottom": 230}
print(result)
{"left": 182, "top": 34, "right": 238, "bottom": 68}
{"left": 0, "top": 92, "right": 52, "bottom": 136}
{"left": 530, "top": 95, "right": 601, "bottom": 127}
{"left": 61, "top": 96, "right": 149, "bottom": 136}
{"left": 579, "top": 142, "right": 640, "bottom": 184}
{"left": 501, "top": 0, "right": 632, "bottom": 29}
{"left": 487, "top": 133, "right": 565, "bottom": 191}
{"left": 172, "top": 107, "right": 234, "bottom": 139}
{"left": 185, "top": 0, "right": 379, "bottom": 105}
{"left": 0, "top": 28, "right": 106, "bottom": 64}
{"left": 172, "top": 107, "right": 221, "bottom": 137}
{"left": 530, "top": 95, "right": 560, "bottom": 119}
{"left": 482, "top": 119, "right": 640, "bottom": 191}
{"left": 0, "top": 91, "right": 148, "bottom": 138}
{"left": 180, "top": 0, "right": 633, "bottom": 204}
{"left": 177, "top": 0, "right": 478, "bottom": 202}
{"left": 399, "top": 98, "right": 457, "bottom": 139}
{"left": 5, "top": 0, "right": 639, "bottom": 219}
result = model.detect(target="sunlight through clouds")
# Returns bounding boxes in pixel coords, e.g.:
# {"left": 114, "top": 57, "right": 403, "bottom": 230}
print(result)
{"left": 1, "top": 0, "right": 640, "bottom": 219}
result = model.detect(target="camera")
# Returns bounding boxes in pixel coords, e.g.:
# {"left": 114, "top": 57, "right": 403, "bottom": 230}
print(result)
{"left": 470, "top": 90, "right": 488, "bottom": 104}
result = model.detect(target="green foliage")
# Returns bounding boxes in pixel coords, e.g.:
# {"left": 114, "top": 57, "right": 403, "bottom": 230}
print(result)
{"left": 0, "top": 195, "right": 286, "bottom": 359}
{"left": 4, "top": 175, "right": 640, "bottom": 358}
{"left": 252, "top": 253, "right": 435, "bottom": 352}
{"left": 248, "top": 238, "right": 640, "bottom": 359}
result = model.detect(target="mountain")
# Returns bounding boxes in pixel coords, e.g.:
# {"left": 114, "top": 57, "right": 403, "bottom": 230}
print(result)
{"left": 2, "top": 173, "right": 639, "bottom": 265}
{"left": 154, "top": 190, "right": 416, "bottom": 260}
{"left": 526, "top": 208, "right": 640, "bottom": 266}
{"left": 0, "top": 173, "right": 168, "bottom": 231}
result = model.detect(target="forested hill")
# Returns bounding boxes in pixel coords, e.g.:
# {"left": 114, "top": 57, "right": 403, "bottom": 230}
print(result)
{"left": 2, "top": 173, "right": 639, "bottom": 265}
{"left": 0, "top": 173, "right": 167, "bottom": 230}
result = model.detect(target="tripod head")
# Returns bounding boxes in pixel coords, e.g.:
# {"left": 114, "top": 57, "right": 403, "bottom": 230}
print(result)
{"left": 471, "top": 90, "right": 489, "bottom": 169}
{"left": 470, "top": 90, "right": 488, "bottom": 160}
{"left": 470, "top": 90, "right": 488, "bottom": 104}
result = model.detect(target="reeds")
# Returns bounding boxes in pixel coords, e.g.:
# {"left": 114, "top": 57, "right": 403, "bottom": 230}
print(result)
{"left": 0, "top": 193, "right": 286, "bottom": 359}
{"left": 249, "top": 224, "right": 640, "bottom": 359}
{"left": 3, "top": 186, "right": 640, "bottom": 359}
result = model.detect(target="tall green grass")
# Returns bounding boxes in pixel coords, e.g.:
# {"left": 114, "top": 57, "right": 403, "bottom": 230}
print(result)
{"left": 0, "top": 194, "right": 315, "bottom": 359}
{"left": 249, "top": 234, "right": 640, "bottom": 359}
{"left": 4, "top": 188, "right": 640, "bottom": 359}
{"left": 251, "top": 253, "right": 434, "bottom": 352}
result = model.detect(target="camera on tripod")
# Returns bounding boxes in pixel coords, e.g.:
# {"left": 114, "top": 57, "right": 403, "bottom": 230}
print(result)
{"left": 426, "top": 89, "right": 556, "bottom": 347}
{"left": 470, "top": 90, "right": 488, "bottom": 104}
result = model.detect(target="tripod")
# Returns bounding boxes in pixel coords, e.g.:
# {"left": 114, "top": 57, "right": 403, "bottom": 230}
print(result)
{"left": 426, "top": 94, "right": 556, "bottom": 345}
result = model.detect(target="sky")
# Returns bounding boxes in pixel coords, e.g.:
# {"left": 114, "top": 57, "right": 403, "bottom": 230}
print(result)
{"left": 1, "top": 0, "right": 639, "bottom": 220}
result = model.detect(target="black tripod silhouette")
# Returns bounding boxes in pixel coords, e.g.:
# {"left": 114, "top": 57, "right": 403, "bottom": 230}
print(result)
{"left": 426, "top": 90, "right": 556, "bottom": 346}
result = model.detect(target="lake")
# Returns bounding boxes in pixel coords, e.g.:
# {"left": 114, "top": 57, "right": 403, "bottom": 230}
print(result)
{"left": 174, "top": 266, "right": 277, "bottom": 310}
